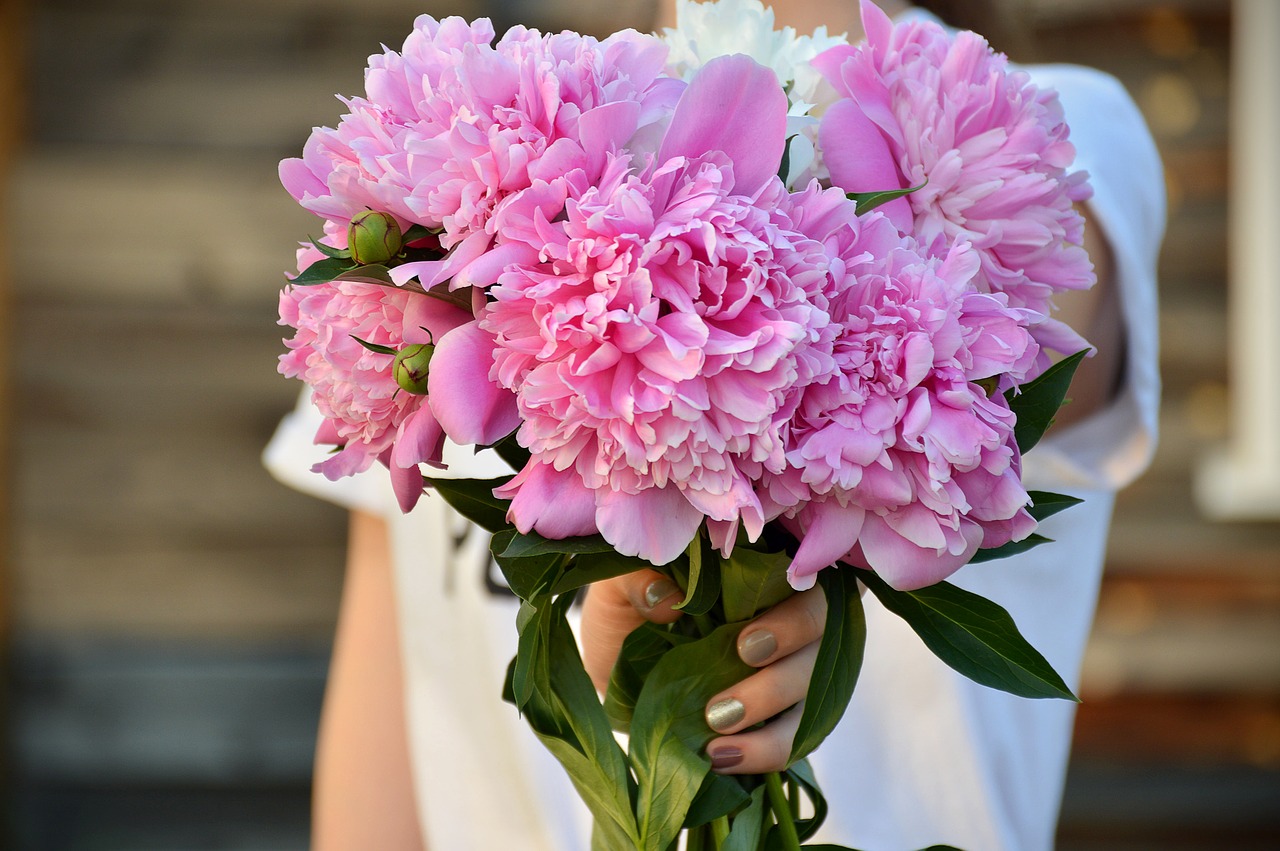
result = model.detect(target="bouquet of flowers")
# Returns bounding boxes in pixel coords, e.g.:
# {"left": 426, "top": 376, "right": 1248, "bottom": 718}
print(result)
{"left": 276, "top": 1, "right": 1095, "bottom": 848}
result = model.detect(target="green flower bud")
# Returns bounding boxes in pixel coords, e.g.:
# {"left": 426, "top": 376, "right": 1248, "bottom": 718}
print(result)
{"left": 348, "top": 211, "right": 404, "bottom": 266}
{"left": 393, "top": 343, "right": 434, "bottom": 395}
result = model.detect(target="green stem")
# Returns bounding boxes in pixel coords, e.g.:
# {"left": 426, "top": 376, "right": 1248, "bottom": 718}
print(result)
{"left": 711, "top": 815, "right": 731, "bottom": 847}
{"left": 765, "top": 772, "right": 801, "bottom": 851}
{"left": 686, "top": 823, "right": 707, "bottom": 851}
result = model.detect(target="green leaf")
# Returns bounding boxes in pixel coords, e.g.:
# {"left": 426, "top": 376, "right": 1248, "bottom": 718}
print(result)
{"left": 1025, "top": 490, "right": 1084, "bottom": 522}
{"left": 968, "top": 533, "right": 1053, "bottom": 564}
{"left": 500, "top": 531, "right": 616, "bottom": 559}
{"left": 788, "top": 569, "right": 866, "bottom": 763}
{"left": 349, "top": 335, "right": 397, "bottom": 356}
{"left": 784, "top": 760, "right": 830, "bottom": 843}
{"left": 674, "top": 534, "right": 721, "bottom": 616}
{"left": 778, "top": 134, "right": 797, "bottom": 183}
{"left": 334, "top": 263, "right": 396, "bottom": 285}
{"left": 510, "top": 598, "right": 554, "bottom": 712}
{"left": 603, "top": 623, "right": 680, "bottom": 733}
{"left": 423, "top": 476, "right": 511, "bottom": 533}
{"left": 514, "top": 598, "right": 642, "bottom": 848}
{"left": 719, "top": 546, "right": 795, "bottom": 623}
{"left": 685, "top": 772, "right": 751, "bottom": 830}
{"left": 422, "top": 284, "right": 474, "bottom": 311}
{"left": 848, "top": 180, "right": 926, "bottom": 216}
{"left": 856, "top": 568, "right": 1078, "bottom": 701}
{"left": 483, "top": 431, "right": 531, "bottom": 473}
{"left": 490, "top": 531, "right": 564, "bottom": 601}
{"left": 1006, "top": 349, "right": 1088, "bottom": 453}
{"left": 553, "top": 550, "right": 653, "bottom": 597}
{"left": 401, "top": 223, "right": 440, "bottom": 243}
{"left": 630, "top": 623, "right": 754, "bottom": 851}
{"left": 288, "top": 255, "right": 357, "bottom": 285}
{"left": 722, "top": 786, "right": 768, "bottom": 851}
{"left": 308, "top": 237, "right": 351, "bottom": 260}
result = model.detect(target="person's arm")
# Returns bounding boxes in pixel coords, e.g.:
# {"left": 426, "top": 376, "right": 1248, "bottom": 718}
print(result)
{"left": 1049, "top": 204, "right": 1123, "bottom": 429}
{"left": 312, "top": 511, "right": 425, "bottom": 850}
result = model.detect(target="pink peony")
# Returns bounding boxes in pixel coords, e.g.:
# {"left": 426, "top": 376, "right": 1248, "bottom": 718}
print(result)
{"left": 756, "top": 208, "right": 1040, "bottom": 591}
{"left": 278, "top": 278, "right": 473, "bottom": 510}
{"left": 278, "top": 15, "right": 682, "bottom": 289}
{"left": 443, "top": 56, "right": 828, "bottom": 565}
{"left": 813, "top": 0, "right": 1095, "bottom": 364}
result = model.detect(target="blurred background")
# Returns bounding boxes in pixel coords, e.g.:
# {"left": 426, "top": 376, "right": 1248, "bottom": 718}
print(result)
{"left": 1, "top": 0, "right": 1277, "bottom": 848}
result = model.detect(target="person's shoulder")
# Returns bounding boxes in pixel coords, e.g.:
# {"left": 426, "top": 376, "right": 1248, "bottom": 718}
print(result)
{"left": 1022, "top": 63, "right": 1163, "bottom": 216}
{"left": 1021, "top": 63, "right": 1144, "bottom": 129}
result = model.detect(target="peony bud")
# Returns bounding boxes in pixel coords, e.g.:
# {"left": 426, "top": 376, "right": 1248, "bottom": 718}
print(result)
{"left": 348, "top": 211, "right": 404, "bottom": 265}
{"left": 393, "top": 343, "right": 434, "bottom": 395}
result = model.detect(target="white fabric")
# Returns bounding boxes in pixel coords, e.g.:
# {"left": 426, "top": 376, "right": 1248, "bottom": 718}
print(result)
{"left": 264, "top": 56, "right": 1162, "bottom": 851}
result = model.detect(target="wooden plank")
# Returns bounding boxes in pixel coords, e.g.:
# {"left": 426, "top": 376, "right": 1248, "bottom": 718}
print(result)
{"left": 1, "top": 0, "right": 29, "bottom": 642}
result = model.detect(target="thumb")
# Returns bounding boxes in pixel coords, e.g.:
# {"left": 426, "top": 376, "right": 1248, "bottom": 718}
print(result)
{"left": 581, "top": 570, "right": 684, "bottom": 692}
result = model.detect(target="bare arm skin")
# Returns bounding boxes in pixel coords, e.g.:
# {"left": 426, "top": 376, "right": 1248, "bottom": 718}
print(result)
{"left": 313, "top": 511, "right": 425, "bottom": 850}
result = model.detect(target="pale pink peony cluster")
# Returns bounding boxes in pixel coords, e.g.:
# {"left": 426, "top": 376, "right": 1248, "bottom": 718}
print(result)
{"left": 278, "top": 273, "right": 473, "bottom": 511}
{"left": 812, "top": 1, "right": 1095, "bottom": 364}
{"left": 278, "top": 15, "right": 682, "bottom": 289}
{"left": 757, "top": 210, "right": 1040, "bottom": 590}
{"left": 278, "top": 5, "right": 1091, "bottom": 590}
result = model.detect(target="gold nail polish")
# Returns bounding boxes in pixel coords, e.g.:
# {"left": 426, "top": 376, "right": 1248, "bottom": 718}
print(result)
{"left": 706, "top": 697, "right": 745, "bottom": 732}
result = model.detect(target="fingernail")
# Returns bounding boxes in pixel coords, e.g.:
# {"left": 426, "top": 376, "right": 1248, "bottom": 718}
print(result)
{"left": 709, "top": 747, "right": 744, "bottom": 770}
{"left": 706, "top": 697, "right": 745, "bottom": 732}
{"left": 643, "top": 578, "right": 678, "bottom": 609}
{"left": 738, "top": 629, "right": 777, "bottom": 666}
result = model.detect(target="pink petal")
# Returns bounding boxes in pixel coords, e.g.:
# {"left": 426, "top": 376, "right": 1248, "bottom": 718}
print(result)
{"left": 809, "top": 44, "right": 859, "bottom": 88}
{"left": 392, "top": 406, "right": 445, "bottom": 470}
{"left": 787, "top": 500, "right": 867, "bottom": 591}
{"left": 579, "top": 100, "right": 643, "bottom": 177}
{"left": 820, "top": 99, "right": 912, "bottom": 232}
{"left": 859, "top": 512, "right": 983, "bottom": 590}
{"left": 496, "top": 462, "right": 599, "bottom": 539}
{"left": 279, "top": 157, "right": 327, "bottom": 206}
{"left": 657, "top": 54, "right": 788, "bottom": 196}
{"left": 706, "top": 518, "right": 738, "bottom": 556}
{"left": 389, "top": 230, "right": 492, "bottom": 288}
{"left": 858, "top": 0, "right": 896, "bottom": 55}
{"left": 453, "top": 242, "right": 542, "bottom": 290}
{"left": 401, "top": 294, "right": 472, "bottom": 345}
{"left": 427, "top": 320, "right": 521, "bottom": 445}
{"left": 595, "top": 486, "right": 704, "bottom": 566}
{"left": 389, "top": 460, "right": 426, "bottom": 512}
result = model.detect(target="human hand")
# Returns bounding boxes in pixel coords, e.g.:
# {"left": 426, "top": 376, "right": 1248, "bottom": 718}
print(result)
{"left": 581, "top": 572, "right": 827, "bottom": 775}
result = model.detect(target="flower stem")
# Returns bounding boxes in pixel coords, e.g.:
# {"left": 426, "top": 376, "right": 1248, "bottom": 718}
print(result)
{"left": 711, "top": 815, "right": 730, "bottom": 847}
{"left": 765, "top": 771, "right": 801, "bottom": 850}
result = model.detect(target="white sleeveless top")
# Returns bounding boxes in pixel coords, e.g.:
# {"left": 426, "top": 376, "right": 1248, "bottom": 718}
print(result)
{"left": 265, "top": 57, "right": 1163, "bottom": 851}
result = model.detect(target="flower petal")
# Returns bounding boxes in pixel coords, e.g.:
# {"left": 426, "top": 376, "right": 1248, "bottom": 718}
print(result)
{"left": 819, "top": 99, "right": 912, "bottom": 231}
{"left": 859, "top": 511, "right": 983, "bottom": 590}
{"left": 787, "top": 500, "right": 866, "bottom": 590}
{"left": 595, "top": 486, "right": 704, "bottom": 566}
{"left": 657, "top": 54, "right": 788, "bottom": 196}
{"left": 497, "top": 462, "right": 599, "bottom": 539}
{"left": 427, "top": 320, "right": 520, "bottom": 445}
